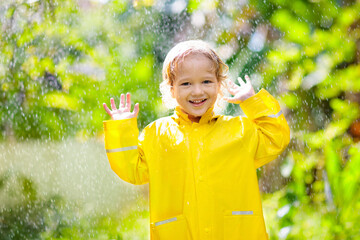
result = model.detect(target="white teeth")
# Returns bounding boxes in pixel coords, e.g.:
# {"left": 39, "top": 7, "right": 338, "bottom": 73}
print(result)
{"left": 190, "top": 99, "right": 205, "bottom": 103}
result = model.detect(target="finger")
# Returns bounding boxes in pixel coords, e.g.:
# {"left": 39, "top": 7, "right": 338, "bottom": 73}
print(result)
{"left": 126, "top": 93, "right": 131, "bottom": 110}
{"left": 245, "top": 75, "right": 252, "bottom": 85}
{"left": 238, "top": 77, "right": 247, "bottom": 87}
{"left": 225, "top": 86, "right": 237, "bottom": 95}
{"left": 110, "top": 98, "right": 117, "bottom": 110}
{"left": 223, "top": 97, "right": 240, "bottom": 104}
{"left": 120, "top": 94, "right": 125, "bottom": 108}
{"left": 226, "top": 79, "right": 237, "bottom": 88}
{"left": 132, "top": 103, "right": 140, "bottom": 117}
{"left": 226, "top": 80, "right": 237, "bottom": 91}
{"left": 103, "top": 103, "right": 112, "bottom": 116}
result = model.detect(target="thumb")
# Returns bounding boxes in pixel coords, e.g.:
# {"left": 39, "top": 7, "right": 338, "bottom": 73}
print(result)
{"left": 223, "top": 97, "right": 241, "bottom": 104}
{"left": 132, "top": 103, "right": 140, "bottom": 117}
{"left": 103, "top": 103, "right": 112, "bottom": 117}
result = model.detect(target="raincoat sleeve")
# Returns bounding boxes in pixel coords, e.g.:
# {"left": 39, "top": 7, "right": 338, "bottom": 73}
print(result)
{"left": 239, "top": 89, "right": 290, "bottom": 169}
{"left": 103, "top": 117, "right": 149, "bottom": 185}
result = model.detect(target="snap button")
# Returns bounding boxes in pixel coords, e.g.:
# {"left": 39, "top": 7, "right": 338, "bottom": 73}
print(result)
{"left": 204, "top": 227, "right": 210, "bottom": 233}
{"left": 199, "top": 176, "right": 203, "bottom": 181}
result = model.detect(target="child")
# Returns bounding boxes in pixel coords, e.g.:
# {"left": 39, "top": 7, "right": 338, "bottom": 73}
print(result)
{"left": 103, "top": 40, "right": 290, "bottom": 240}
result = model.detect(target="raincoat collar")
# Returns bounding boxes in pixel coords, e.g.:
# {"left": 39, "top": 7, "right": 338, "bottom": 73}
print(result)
{"left": 172, "top": 106, "right": 218, "bottom": 125}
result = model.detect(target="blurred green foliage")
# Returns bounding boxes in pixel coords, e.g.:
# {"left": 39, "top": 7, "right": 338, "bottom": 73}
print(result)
{"left": 1, "top": 0, "right": 360, "bottom": 239}
{"left": 0, "top": 172, "right": 149, "bottom": 239}
{"left": 0, "top": 0, "right": 166, "bottom": 140}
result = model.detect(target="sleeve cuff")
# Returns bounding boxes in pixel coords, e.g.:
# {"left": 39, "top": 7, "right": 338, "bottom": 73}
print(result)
{"left": 239, "top": 89, "right": 281, "bottom": 120}
{"left": 103, "top": 117, "right": 139, "bottom": 150}
{"left": 103, "top": 117, "right": 137, "bottom": 131}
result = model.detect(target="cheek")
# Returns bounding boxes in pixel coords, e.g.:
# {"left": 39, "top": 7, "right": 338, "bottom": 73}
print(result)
{"left": 171, "top": 85, "right": 183, "bottom": 99}
{"left": 209, "top": 85, "right": 220, "bottom": 96}
{"left": 173, "top": 88, "right": 186, "bottom": 101}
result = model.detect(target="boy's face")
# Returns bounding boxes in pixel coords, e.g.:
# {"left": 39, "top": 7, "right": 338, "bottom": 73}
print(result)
{"left": 171, "top": 53, "right": 220, "bottom": 122}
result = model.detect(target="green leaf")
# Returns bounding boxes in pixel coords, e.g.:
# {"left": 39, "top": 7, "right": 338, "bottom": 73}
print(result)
{"left": 330, "top": 98, "right": 360, "bottom": 121}
{"left": 271, "top": 10, "right": 310, "bottom": 44}
{"left": 131, "top": 55, "right": 154, "bottom": 83}
{"left": 324, "top": 119, "right": 352, "bottom": 140}
{"left": 304, "top": 130, "right": 325, "bottom": 149}
{"left": 287, "top": 66, "right": 304, "bottom": 90}
{"left": 341, "top": 144, "right": 360, "bottom": 204}
{"left": 187, "top": 0, "right": 202, "bottom": 13}
{"left": 42, "top": 92, "right": 80, "bottom": 111}
{"left": 325, "top": 142, "right": 341, "bottom": 200}
{"left": 279, "top": 92, "right": 301, "bottom": 109}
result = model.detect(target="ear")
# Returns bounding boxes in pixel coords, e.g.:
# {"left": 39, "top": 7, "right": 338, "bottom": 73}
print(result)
{"left": 170, "top": 84, "right": 175, "bottom": 98}
{"left": 217, "top": 79, "right": 222, "bottom": 90}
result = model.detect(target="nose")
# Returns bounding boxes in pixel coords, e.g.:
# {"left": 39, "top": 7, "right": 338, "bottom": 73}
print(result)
{"left": 191, "top": 84, "right": 204, "bottom": 96}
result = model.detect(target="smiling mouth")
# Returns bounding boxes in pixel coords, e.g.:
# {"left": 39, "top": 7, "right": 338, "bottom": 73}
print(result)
{"left": 189, "top": 99, "right": 207, "bottom": 105}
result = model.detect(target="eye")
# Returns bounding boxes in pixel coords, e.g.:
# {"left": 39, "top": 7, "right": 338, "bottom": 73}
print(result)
{"left": 180, "top": 82, "right": 190, "bottom": 86}
{"left": 203, "top": 80, "right": 213, "bottom": 84}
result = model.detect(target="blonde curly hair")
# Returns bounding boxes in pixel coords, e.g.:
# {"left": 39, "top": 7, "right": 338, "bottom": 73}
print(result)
{"left": 160, "top": 40, "right": 229, "bottom": 109}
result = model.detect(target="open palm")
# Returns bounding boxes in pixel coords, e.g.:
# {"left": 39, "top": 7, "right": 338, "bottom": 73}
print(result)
{"left": 224, "top": 75, "right": 255, "bottom": 104}
{"left": 103, "top": 93, "right": 139, "bottom": 120}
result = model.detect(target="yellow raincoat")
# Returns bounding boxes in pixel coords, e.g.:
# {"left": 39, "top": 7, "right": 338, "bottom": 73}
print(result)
{"left": 103, "top": 89, "right": 290, "bottom": 240}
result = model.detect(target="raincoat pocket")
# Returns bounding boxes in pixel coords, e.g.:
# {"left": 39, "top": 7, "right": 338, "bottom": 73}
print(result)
{"left": 223, "top": 210, "right": 267, "bottom": 240}
{"left": 151, "top": 215, "right": 192, "bottom": 240}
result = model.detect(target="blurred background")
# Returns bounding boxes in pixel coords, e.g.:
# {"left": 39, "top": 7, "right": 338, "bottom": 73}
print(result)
{"left": 0, "top": 0, "right": 360, "bottom": 239}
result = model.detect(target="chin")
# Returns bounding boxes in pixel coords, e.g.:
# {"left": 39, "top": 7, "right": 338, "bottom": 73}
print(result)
{"left": 191, "top": 110, "right": 207, "bottom": 117}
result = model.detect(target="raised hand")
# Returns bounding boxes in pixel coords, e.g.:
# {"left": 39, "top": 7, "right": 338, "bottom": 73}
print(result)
{"left": 103, "top": 93, "right": 139, "bottom": 120}
{"left": 223, "top": 75, "right": 256, "bottom": 104}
